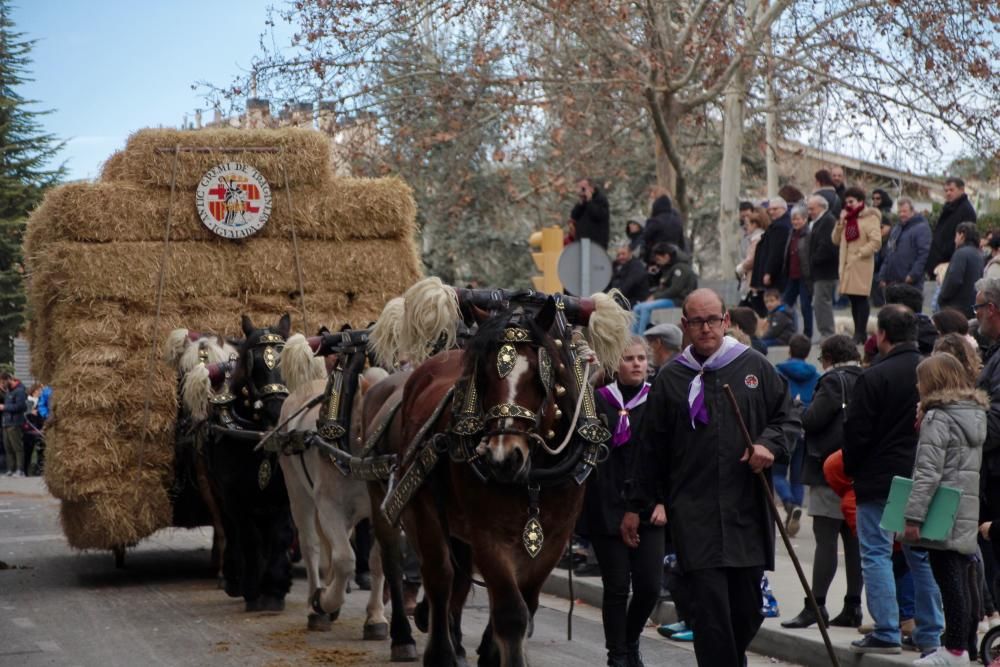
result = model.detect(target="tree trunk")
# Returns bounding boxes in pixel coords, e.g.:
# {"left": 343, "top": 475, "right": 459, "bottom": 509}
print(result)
{"left": 764, "top": 10, "right": 779, "bottom": 196}
{"left": 718, "top": 66, "right": 747, "bottom": 276}
{"left": 651, "top": 93, "right": 689, "bottom": 223}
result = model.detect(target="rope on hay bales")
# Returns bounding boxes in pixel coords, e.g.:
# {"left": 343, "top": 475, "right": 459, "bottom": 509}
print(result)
{"left": 135, "top": 144, "right": 181, "bottom": 492}
{"left": 281, "top": 160, "right": 309, "bottom": 333}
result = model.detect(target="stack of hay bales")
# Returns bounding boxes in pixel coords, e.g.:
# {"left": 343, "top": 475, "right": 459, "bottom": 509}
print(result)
{"left": 24, "top": 127, "right": 422, "bottom": 550}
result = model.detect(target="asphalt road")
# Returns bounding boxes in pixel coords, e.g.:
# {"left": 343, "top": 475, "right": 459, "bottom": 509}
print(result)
{"left": 0, "top": 477, "right": 795, "bottom": 666}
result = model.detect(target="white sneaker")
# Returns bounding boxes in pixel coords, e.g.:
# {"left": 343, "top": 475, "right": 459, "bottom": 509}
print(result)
{"left": 13, "top": 471, "right": 24, "bottom": 478}
{"left": 913, "top": 647, "right": 970, "bottom": 665}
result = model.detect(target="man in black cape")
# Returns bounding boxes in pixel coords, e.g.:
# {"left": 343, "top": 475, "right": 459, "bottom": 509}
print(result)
{"left": 622, "top": 288, "right": 798, "bottom": 666}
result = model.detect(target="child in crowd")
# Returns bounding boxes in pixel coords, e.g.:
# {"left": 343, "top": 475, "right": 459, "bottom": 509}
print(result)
{"left": 902, "top": 353, "right": 987, "bottom": 666}
{"left": 775, "top": 334, "right": 819, "bottom": 537}
{"left": 760, "top": 289, "right": 794, "bottom": 347}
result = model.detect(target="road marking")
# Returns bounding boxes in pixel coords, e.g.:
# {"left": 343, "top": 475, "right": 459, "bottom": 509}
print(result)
{"left": 36, "top": 640, "right": 61, "bottom": 652}
{"left": 12, "top": 617, "right": 36, "bottom": 628}
{"left": 0, "top": 533, "right": 65, "bottom": 545}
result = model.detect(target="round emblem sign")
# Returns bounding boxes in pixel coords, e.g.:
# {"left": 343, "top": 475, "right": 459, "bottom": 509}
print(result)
{"left": 744, "top": 374, "right": 759, "bottom": 389}
{"left": 195, "top": 162, "right": 272, "bottom": 239}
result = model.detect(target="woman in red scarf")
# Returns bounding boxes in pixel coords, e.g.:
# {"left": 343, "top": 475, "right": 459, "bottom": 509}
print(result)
{"left": 832, "top": 187, "right": 883, "bottom": 343}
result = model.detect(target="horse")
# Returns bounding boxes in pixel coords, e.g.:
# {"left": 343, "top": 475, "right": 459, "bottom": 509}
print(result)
{"left": 273, "top": 329, "right": 391, "bottom": 636}
{"left": 201, "top": 314, "right": 296, "bottom": 612}
{"left": 165, "top": 328, "right": 237, "bottom": 583}
{"left": 363, "top": 283, "right": 632, "bottom": 666}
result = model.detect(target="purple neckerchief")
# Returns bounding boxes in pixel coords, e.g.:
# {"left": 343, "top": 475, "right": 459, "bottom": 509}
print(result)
{"left": 673, "top": 336, "right": 750, "bottom": 428}
{"left": 596, "top": 382, "right": 651, "bottom": 447}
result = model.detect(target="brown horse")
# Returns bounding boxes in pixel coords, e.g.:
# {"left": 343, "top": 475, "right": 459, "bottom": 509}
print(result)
{"left": 368, "top": 293, "right": 630, "bottom": 666}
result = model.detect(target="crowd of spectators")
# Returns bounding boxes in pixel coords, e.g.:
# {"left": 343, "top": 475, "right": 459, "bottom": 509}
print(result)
{"left": 0, "top": 372, "right": 49, "bottom": 477}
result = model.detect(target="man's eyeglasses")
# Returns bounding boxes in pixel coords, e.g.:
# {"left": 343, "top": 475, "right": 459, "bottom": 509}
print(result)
{"left": 684, "top": 316, "right": 726, "bottom": 330}
{"left": 973, "top": 302, "right": 994, "bottom": 313}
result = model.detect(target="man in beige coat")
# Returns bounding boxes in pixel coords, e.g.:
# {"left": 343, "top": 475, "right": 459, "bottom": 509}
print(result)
{"left": 833, "top": 186, "right": 882, "bottom": 343}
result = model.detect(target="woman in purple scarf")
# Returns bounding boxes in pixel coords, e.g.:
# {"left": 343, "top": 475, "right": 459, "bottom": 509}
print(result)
{"left": 578, "top": 336, "right": 665, "bottom": 667}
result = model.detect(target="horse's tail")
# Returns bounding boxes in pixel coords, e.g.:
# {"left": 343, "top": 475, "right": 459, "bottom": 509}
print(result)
{"left": 181, "top": 364, "right": 212, "bottom": 422}
{"left": 399, "top": 277, "right": 459, "bottom": 364}
{"left": 163, "top": 328, "right": 191, "bottom": 370}
{"left": 281, "top": 333, "right": 326, "bottom": 393}
{"left": 369, "top": 297, "right": 405, "bottom": 369}
{"left": 585, "top": 291, "right": 635, "bottom": 375}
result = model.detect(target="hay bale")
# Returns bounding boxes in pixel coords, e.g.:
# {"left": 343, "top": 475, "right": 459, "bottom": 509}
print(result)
{"left": 103, "top": 128, "right": 331, "bottom": 189}
{"left": 40, "top": 177, "right": 416, "bottom": 243}
{"left": 34, "top": 238, "right": 422, "bottom": 304}
{"left": 59, "top": 481, "right": 173, "bottom": 550}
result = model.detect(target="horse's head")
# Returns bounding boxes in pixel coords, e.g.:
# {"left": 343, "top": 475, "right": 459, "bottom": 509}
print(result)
{"left": 463, "top": 299, "right": 571, "bottom": 483}
{"left": 230, "top": 313, "right": 291, "bottom": 425}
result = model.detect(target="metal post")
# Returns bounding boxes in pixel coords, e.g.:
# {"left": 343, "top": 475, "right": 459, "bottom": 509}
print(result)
{"left": 580, "top": 238, "right": 591, "bottom": 296}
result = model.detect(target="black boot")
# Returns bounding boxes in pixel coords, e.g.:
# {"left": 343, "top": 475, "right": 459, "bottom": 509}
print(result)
{"left": 829, "top": 597, "right": 863, "bottom": 628}
{"left": 607, "top": 651, "right": 629, "bottom": 667}
{"left": 626, "top": 641, "right": 645, "bottom": 667}
{"left": 780, "top": 598, "right": 828, "bottom": 629}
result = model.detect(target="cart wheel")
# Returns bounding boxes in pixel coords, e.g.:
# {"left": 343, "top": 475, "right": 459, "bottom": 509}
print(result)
{"left": 980, "top": 625, "right": 1000, "bottom": 665}
{"left": 113, "top": 545, "right": 126, "bottom": 569}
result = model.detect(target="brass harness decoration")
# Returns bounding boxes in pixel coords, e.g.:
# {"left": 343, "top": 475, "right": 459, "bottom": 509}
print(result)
{"left": 496, "top": 343, "right": 517, "bottom": 378}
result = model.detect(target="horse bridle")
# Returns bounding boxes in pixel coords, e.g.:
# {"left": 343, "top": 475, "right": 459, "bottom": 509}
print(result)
{"left": 241, "top": 332, "right": 289, "bottom": 407}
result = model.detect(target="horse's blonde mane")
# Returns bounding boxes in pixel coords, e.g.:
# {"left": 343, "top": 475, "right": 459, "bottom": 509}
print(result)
{"left": 281, "top": 333, "right": 326, "bottom": 393}
{"left": 178, "top": 335, "right": 235, "bottom": 375}
{"left": 163, "top": 329, "right": 191, "bottom": 370}
{"left": 181, "top": 364, "right": 212, "bottom": 422}
{"left": 369, "top": 297, "right": 405, "bottom": 369}
{"left": 584, "top": 291, "right": 635, "bottom": 374}
{"left": 400, "top": 277, "right": 459, "bottom": 364}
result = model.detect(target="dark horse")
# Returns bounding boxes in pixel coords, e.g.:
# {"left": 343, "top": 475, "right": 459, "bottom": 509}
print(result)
{"left": 363, "top": 293, "right": 626, "bottom": 665}
{"left": 203, "top": 313, "right": 295, "bottom": 612}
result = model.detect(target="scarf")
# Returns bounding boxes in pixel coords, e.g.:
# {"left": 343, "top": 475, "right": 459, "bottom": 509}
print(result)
{"left": 674, "top": 336, "right": 749, "bottom": 428}
{"left": 843, "top": 202, "right": 864, "bottom": 242}
{"left": 596, "top": 381, "right": 650, "bottom": 447}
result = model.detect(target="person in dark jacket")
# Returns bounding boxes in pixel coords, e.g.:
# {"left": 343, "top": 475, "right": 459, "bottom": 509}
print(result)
{"left": 973, "top": 277, "right": 1000, "bottom": 571}
{"left": 609, "top": 243, "right": 650, "bottom": 306}
{"left": 872, "top": 189, "right": 894, "bottom": 222}
{"left": 625, "top": 218, "right": 644, "bottom": 257}
{"left": 783, "top": 205, "right": 813, "bottom": 338}
{"left": 622, "top": 289, "right": 797, "bottom": 667}
{"left": 762, "top": 197, "right": 792, "bottom": 290}
{"left": 927, "top": 177, "right": 978, "bottom": 280}
{"left": 885, "top": 283, "right": 937, "bottom": 356}
{"left": 807, "top": 195, "right": 840, "bottom": 337}
{"left": 939, "top": 222, "right": 985, "bottom": 318}
{"left": 632, "top": 243, "right": 697, "bottom": 333}
{"left": 843, "top": 305, "right": 944, "bottom": 655}
{"left": 570, "top": 177, "right": 611, "bottom": 249}
{"left": 878, "top": 198, "right": 932, "bottom": 292}
{"left": 641, "top": 193, "right": 685, "bottom": 260}
{"left": 729, "top": 306, "right": 768, "bottom": 356}
{"left": 582, "top": 338, "right": 664, "bottom": 667}
{"left": 831, "top": 166, "right": 847, "bottom": 202}
{"left": 814, "top": 169, "right": 842, "bottom": 219}
{"left": 1, "top": 372, "right": 27, "bottom": 477}
{"left": 761, "top": 289, "right": 795, "bottom": 347}
{"left": 782, "top": 334, "right": 864, "bottom": 629}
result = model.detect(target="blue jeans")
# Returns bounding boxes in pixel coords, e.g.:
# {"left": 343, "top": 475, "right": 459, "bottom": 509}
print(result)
{"left": 773, "top": 437, "right": 805, "bottom": 506}
{"left": 902, "top": 546, "right": 944, "bottom": 650}
{"left": 782, "top": 279, "right": 813, "bottom": 338}
{"left": 857, "top": 500, "right": 944, "bottom": 647}
{"left": 632, "top": 299, "right": 675, "bottom": 334}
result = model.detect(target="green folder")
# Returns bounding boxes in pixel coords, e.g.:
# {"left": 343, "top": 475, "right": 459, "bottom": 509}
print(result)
{"left": 879, "top": 475, "right": 961, "bottom": 541}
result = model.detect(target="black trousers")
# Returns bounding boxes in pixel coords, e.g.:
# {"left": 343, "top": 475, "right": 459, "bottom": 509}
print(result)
{"left": 849, "top": 294, "right": 870, "bottom": 343}
{"left": 928, "top": 549, "right": 975, "bottom": 653}
{"left": 686, "top": 565, "right": 765, "bottom": 667}
{"left": 590, "top": 526, "right": 665, "bottom": 656}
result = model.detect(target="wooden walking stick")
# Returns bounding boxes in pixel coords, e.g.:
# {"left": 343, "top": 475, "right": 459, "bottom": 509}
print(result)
{"left": 723, "top": 384, "right": 840, "bottom": 667}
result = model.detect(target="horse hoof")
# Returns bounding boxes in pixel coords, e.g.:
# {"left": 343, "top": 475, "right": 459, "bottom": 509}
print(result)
{"left": 260, "top": 595, "right": 285, "bottom": 613}
{"left": 390, "top": 643, "right": 418, "bottom": 662}
{"left": 310, "top": 588, "right": 326, "bottom": 614}
{"left": 329, "top": 607, "right": 341, "bottom": 623}
{"left": 363, "top": 622, "right": 389, "bottom": 641}
{"left": 413, "top": 599, "right": 429, "bottom": 633}
{"left": 244, "top": 598, "right": 263, "bottom": 613}
{"left": 307, "top": 613, "right": 332, "bottom": 631}
{"left": 225, "top": 579, "right": 243, "bottom": 598}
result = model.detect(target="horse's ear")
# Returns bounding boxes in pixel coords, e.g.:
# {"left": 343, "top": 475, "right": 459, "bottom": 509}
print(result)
{"left": 339, "top": 323, "right": 352, "bottom": 332}
{"left": 534, "top": 296, "right": 557, "bottom": 333}
{"left": 241, "top": 315, "right": 255, "bottom": 337}
{"left": 276, "top": 313, "right": 292, "bottom": 338}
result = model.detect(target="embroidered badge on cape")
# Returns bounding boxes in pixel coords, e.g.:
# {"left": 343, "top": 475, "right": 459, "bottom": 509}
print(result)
{"left": 744, "top": 374, "right": 759, "bottom": 389}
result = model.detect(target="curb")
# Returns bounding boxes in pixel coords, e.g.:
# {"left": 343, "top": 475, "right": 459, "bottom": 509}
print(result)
{"left": 543, "top": 568, "right": 909, "bottom": 666}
